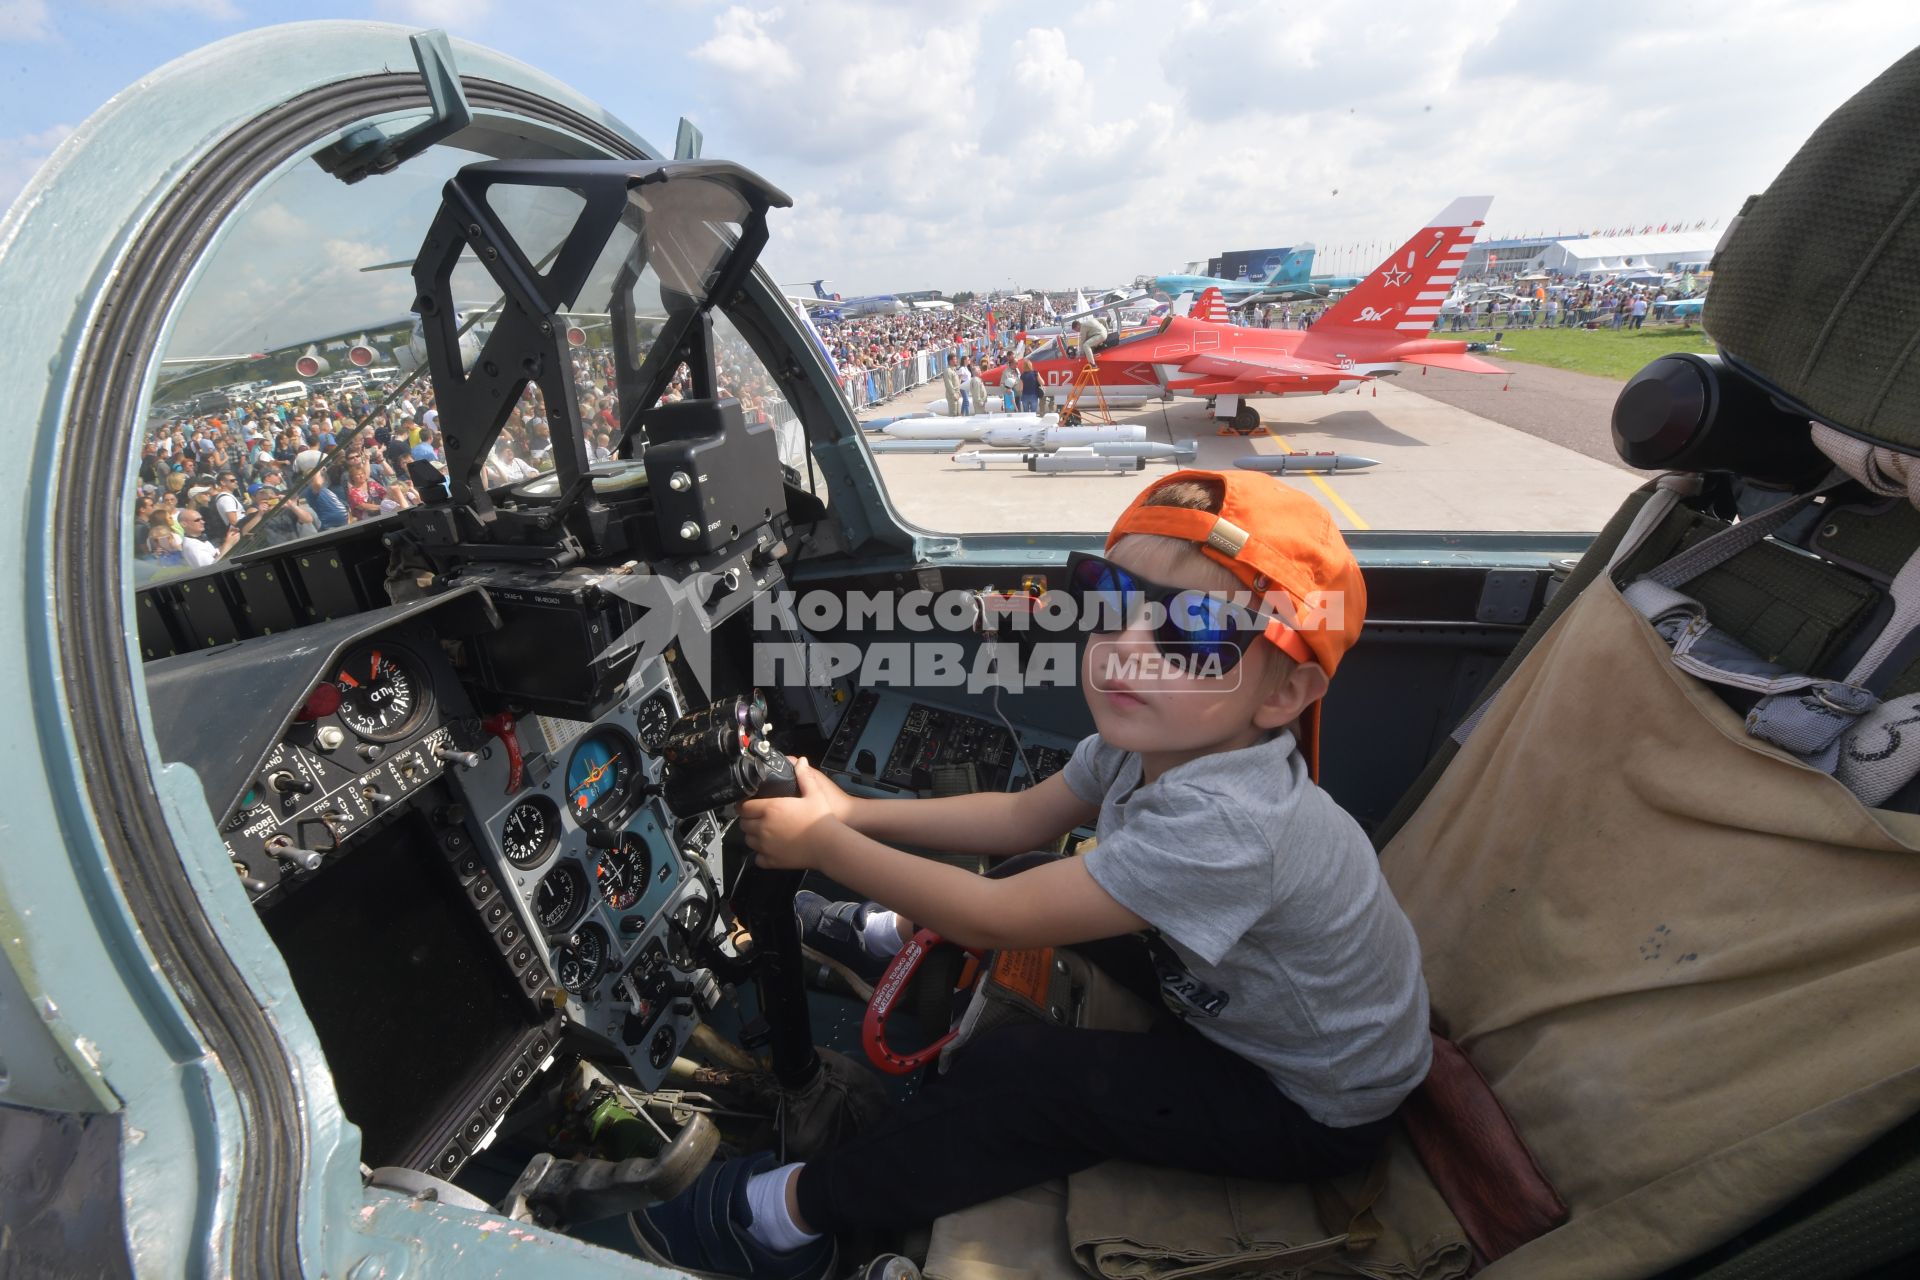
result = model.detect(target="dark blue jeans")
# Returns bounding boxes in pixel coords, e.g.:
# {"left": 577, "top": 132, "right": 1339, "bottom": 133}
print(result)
{"left": 792, "top": 853, "right": 1393, "bottom": 1233}
{"left": 794, "top": 1004, "right": 1392, "bottom": 1232}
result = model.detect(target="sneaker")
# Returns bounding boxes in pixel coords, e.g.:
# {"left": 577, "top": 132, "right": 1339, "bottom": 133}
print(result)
{"left": 630, "top": 1152, "right": 836, "bottom": 1280}
{"left": 795, "top": 889, "right": 897, "bottom": 984}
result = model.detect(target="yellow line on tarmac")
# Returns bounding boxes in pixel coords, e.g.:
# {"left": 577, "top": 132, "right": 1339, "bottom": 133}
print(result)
{"left": 1270, "top": 432, "right": 1371, "bottom": 530}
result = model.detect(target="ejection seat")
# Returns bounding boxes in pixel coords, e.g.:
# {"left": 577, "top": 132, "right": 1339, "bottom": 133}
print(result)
{"left": 925, "top": 52, "right": 1920, "bottom": 1280}
{"left": 1367, "top": 54, "right": 1920, "bottom": 1276}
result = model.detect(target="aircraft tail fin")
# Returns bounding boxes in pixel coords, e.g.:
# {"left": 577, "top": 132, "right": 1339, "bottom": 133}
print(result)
{"left": 810, "top": 279, "right": 836, "bottom": 300}
{"left": 1192, "top": 287, "right": 1231, "bottom": 324}
{"left": 1317, "top": 197, "right": 1492, "bottom": 334}
{"left": 1267, "top": 245, "right": 1315, "bottom": 284}
{"left": 1170, "top": 290, "right": 1196, "bottom": 317}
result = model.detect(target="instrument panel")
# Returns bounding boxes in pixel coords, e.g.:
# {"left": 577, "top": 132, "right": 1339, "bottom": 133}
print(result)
{"left": 822, "top": 689, "right": 1076, "bottom": 795}
{"left": 449, "top": 659, "right": 723, "bottom": 1092}
{"left": 203, "top": 615, "right": 743, "bottom": 1172}
{"left": 220, "top": 631, "right": 480, "bottom": 901}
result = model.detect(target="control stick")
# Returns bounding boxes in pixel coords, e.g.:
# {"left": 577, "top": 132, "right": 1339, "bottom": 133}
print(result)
{"left": 728, "top": 753, "right": 813, "bottom": 1089}
{"left": 662, "top": 691, "right": 888, "bottom": 1155}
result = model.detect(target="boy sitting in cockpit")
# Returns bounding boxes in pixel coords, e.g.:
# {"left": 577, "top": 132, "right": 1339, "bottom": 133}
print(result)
{"left": 634, "top": 470, "right": 1432, "bottom": 1280}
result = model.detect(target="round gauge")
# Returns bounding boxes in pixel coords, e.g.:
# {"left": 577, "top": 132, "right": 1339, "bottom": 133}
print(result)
{"left": 566, "top": 731, "right": 638, "bottom": 821}
{"left": 329, "top": 645, "right": 429, "bottom": 742}
{"left": 596, "top": 833, "right": 653, "bottom": 912}
{"left": 533, "top": 862, "right": 588, "bottom": 933}
{"left": 554, "top": 923, "right": 610, "bottom": 995}
{"left": 636, "top": 692, "right": 676, "bottom": 752}
{"left": 501, "top": 796, "right": 560, "bottom": 869}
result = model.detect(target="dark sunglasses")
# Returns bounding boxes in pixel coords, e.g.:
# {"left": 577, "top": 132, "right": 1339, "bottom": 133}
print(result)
{"left": 1064, "top": 551, "right": 1293, "bottom": 675}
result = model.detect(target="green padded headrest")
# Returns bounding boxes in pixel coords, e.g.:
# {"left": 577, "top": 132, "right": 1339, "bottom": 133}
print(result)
{"left": 1707, "top": 46, "right": 1920, "bottom": 451}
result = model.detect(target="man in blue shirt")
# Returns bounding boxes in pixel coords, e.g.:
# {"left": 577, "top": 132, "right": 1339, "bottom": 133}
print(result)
{"left": 305, "top": 466, "right": 349, "bottom": 530}
{"left": 410, "top": 428, "right": 441, "bottom": 464}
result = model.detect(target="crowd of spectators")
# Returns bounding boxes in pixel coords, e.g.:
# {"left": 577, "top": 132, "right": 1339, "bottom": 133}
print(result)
{"left": 137, "top": 326, "right": 809, "bottom": 575}
{"left": 135, "top": 380, "right": 444, "bottom": 571}
{"left": 1441, "top": 269, "right": 1708, "bottom": 331}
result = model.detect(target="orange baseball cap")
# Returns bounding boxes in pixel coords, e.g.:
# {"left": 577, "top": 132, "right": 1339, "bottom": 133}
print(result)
{"left": 1106, "top": 469, "right": 1368, "bottom": 777}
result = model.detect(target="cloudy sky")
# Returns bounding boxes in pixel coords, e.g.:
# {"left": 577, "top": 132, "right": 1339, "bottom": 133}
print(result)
{"left": 2, "top": 0, "right": 1916, "bottom": 293}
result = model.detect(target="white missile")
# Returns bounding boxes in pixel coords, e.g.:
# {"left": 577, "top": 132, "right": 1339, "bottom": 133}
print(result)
{"left": 952, "top": 449, "right": 1144, "bottom": 474}
{"left": 883, "top": 412, "right": 1057, "bottom": 441}
{"left": 949, "top": 450, "right": 1029, "bottom": 469}
{"left": 1089, "top": 440, "right": 1196, "bottom": 462}
{"left": 861, "top": 412, "right": 935, "bottom": 432}
{"left": 978, "top": 422, "right": 1148, "bottom": 449}
{"left": 1233, "top": 452, "right": 1380, "bottom": 474}
{"left": 1027, "top": 448, "right": 1147, "bottom": 473}
{"left": 869, "top": 437, "right": 967, "bottom": 454}
{"left": 950, "top": 447, "right": 1146, "bottom": 472}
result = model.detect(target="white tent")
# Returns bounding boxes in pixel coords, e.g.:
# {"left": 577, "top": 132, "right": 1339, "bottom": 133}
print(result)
{"left": 1531, "top": 231, "right": 1721, "bottom": 275}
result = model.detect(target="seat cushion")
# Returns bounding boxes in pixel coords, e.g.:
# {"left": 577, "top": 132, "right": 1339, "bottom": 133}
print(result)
{"left": 1379, "top": 577, "right": 1920, "bottom": 1279}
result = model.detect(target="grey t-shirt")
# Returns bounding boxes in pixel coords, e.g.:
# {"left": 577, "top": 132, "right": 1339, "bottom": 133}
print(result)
{"left": 1065, "top": 730, "right": 1431, "bottom": 1126}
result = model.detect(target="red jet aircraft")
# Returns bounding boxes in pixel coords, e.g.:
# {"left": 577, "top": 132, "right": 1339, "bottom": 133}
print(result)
{"left": 989, "top": 197, "right": 1503, "bottom": 433}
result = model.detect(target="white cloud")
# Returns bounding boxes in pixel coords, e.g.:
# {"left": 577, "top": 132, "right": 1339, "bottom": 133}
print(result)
{"left": 0, "top": 123, "right": 74, "bottom": 215}
{"left": 0, "top": 0, "right": 51, "bottom": 42}
{"left": 691, "top": 2, "right": 981, "bottom": 171}
{"left": 723, "top": 0, "right": 1920, "bottom": 292}
{"left": 693, "top": 6, "right": 801, "bottom": 84}
{"left": 8, "top": 0, "right": 1918, "bottom": 299}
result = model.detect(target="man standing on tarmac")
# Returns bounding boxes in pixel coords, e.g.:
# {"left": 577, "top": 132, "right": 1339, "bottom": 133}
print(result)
{"left": 941, "top": 359, "right": 961, "bottom": 417}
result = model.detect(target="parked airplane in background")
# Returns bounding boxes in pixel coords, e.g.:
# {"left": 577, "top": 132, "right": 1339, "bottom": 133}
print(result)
{"left": 997, "top": 197, "right": 1503, "bottom": 431}
{"left": 1311, "top": 267, "right": 1367, "bottom": 293}
{"left": 785, "top": 279, "right": 907, "bottom": 318}
{"left": 1153, "top": 246, "right": 1327, "bottom": 305}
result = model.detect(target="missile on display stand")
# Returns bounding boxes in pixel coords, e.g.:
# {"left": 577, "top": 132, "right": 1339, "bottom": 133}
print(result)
{"left": 1232, "top": 452, "right": 1380, "bottom": 474}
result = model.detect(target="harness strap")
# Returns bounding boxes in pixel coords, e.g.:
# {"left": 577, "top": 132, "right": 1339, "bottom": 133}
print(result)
{"left": 1625, "top": 533, "right": 1920, "bottom": 805}
{"left": 1644, "top": 470, "right": 1849, "bottom": 590}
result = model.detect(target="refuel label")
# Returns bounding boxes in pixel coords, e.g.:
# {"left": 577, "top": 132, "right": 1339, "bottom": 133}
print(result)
{"left": 988, "top": 947, "right": 1054, "bottom": 1007}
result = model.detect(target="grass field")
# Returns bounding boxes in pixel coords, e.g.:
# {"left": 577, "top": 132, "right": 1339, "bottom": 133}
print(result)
{"left": 1442, "top": 323, "right": 1717, "bottom": 381}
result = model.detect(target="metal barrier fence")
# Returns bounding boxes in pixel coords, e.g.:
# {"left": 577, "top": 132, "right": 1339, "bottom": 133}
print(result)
{"left": 833, "top": 341, "right": 996, "bottom": 411}
{"left": 760, "top": 393, "right": 807, "bottom": 475}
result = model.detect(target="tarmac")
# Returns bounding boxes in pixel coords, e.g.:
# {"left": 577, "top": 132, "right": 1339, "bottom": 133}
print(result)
{"left": 862, "top": 371, "right": 1645, "bottom": 534}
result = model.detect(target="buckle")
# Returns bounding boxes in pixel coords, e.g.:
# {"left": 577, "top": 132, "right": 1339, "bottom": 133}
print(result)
{"left": 862, "top": 929, "right": 984, "bottom": 1076}
{"left": 1813, "top": 683, "right": 1870, "bottom": 714}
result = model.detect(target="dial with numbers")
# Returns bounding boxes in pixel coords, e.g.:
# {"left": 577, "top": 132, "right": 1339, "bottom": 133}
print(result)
{"left": 534, "top": 862, "right": 588, "bottom": 933}
{"left": 329, "top": 645, "right": 428, "bottom": 742}
{"left": 502, "top": 797, "right": 560, "bottom": 868}
{"left": 597, "top": 834, "right": 652, "bottom": 912}
{"left": 554, "top": 923, "right": 609, "bottom": 995}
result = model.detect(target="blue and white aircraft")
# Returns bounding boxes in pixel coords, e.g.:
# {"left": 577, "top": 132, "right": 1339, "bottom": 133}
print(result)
{"left": 1153, "top": 246, "right": 1328, "bottom": 305}
{"left": 785, "top": 279, "right": 907, "bottom": 318}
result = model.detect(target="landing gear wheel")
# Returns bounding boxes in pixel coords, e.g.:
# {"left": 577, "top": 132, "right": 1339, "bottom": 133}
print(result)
{"left": 1215, "top": 403, "right": 1267, "bottom": 436}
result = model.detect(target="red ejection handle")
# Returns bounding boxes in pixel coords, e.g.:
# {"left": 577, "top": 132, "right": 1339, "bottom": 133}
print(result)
{"left": 481, "top": 712, "right": 525, "bottom": 793}
{"left": 861, "top": 929, "right": 982, "bottom": 1075}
